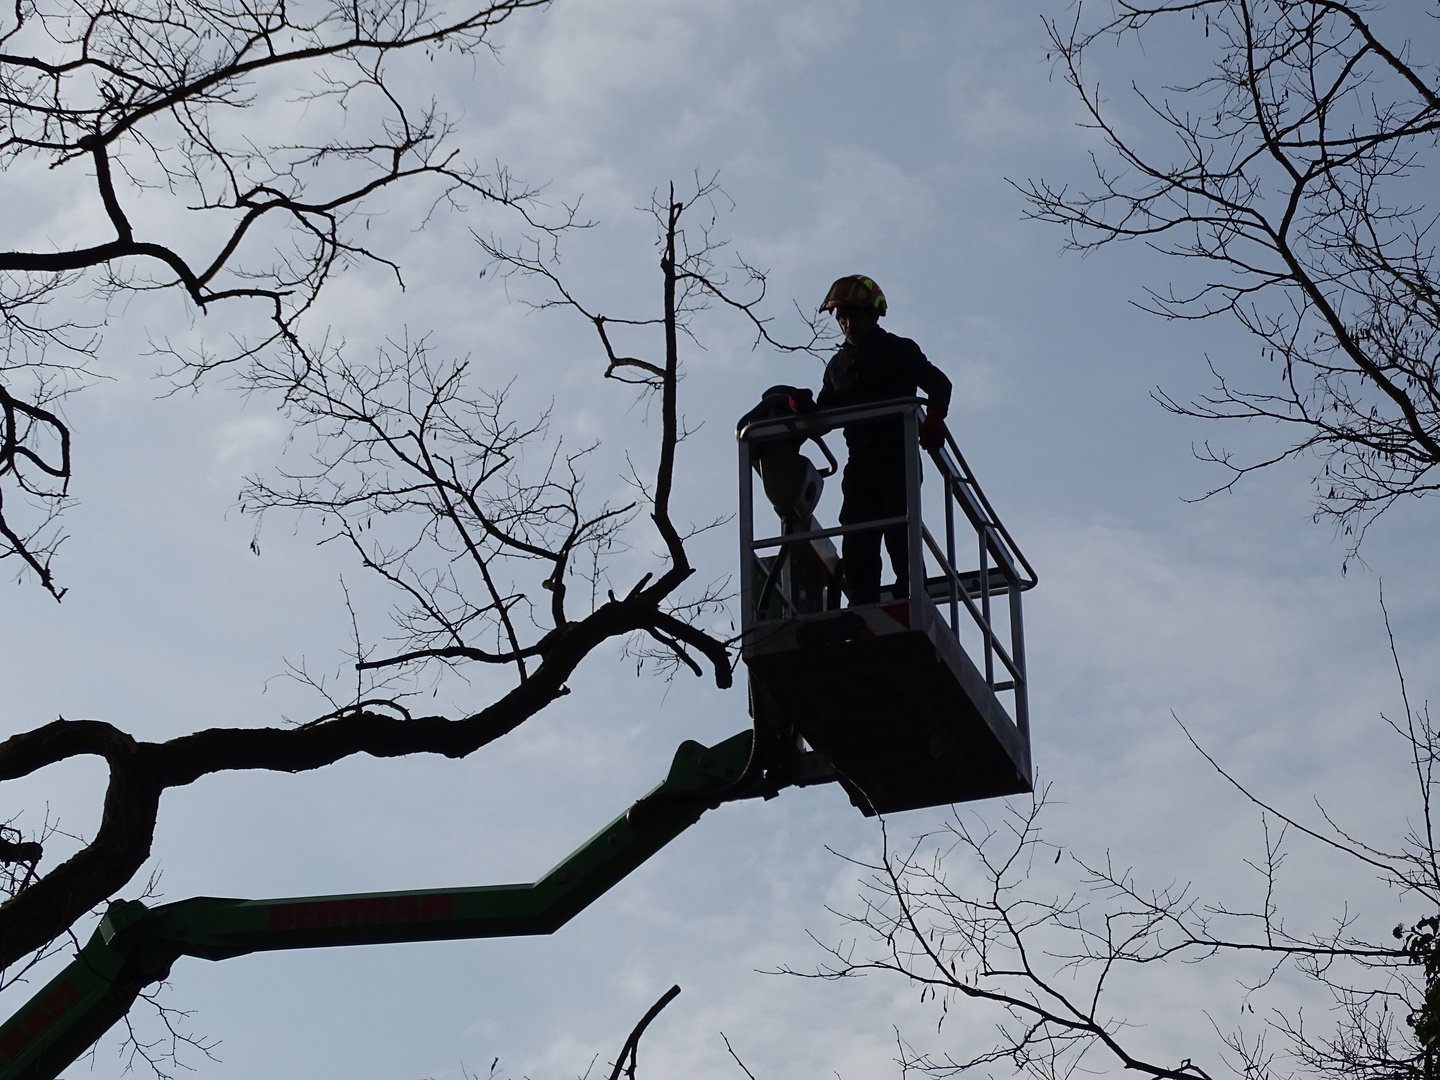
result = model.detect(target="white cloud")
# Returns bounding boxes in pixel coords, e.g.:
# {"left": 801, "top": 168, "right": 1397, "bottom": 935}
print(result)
{"left": 6, "top": 2, "right": 1438, "bottom": 1079}
{"left": 211, "top": 413, "right": 288, "bottom": 476}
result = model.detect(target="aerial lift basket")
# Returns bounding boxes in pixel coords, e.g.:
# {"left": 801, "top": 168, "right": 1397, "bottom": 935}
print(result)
{"left": 737, "top": 400, "right": 1038, "bottom": 815}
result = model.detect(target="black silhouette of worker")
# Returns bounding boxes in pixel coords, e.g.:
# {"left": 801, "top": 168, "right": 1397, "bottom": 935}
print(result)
{"left": 816, "top": 275, "right": 951, "bottom": 606}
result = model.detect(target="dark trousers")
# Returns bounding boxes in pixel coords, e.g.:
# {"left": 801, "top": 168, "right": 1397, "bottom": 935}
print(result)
{"left": 839, "top": 453, "right": 910, "bottom": 605}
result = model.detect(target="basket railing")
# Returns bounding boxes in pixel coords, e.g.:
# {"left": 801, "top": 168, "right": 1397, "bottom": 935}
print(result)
{"left": 738, "top": 399, "right": 1036, "bottom": 737}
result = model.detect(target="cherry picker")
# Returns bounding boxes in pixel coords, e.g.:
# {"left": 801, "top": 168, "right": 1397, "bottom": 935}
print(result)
{"left": 0, "top": 401, "right": 1035, "bottom": 1080}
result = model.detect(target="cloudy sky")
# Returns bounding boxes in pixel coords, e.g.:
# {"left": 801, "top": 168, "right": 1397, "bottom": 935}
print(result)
{"left": 5, "top": 1, "right": 1440, "bottom": 1078}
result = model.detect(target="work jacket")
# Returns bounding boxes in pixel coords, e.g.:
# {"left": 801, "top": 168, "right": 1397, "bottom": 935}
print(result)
{"left": 817, "top": 328, "right": 952, "bottom": 464}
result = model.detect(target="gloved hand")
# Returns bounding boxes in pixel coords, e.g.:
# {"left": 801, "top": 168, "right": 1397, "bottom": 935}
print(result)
{"left": 919, "top": 407, "right": 948, "bottom": 450}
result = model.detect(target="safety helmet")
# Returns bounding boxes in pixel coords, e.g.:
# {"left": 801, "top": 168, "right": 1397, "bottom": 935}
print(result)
{"left": 819, "top": 275, "right": 887, "bottom": 316}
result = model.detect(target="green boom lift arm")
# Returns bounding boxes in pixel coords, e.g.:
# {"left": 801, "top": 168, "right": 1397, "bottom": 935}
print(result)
{"left": 0, "top": 729, "right": 799, "bottom": 1080}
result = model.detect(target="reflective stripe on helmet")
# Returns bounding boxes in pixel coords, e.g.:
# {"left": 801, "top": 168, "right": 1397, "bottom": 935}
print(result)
{"left": 819, "top": 274, "right": 887, "bottom": 316}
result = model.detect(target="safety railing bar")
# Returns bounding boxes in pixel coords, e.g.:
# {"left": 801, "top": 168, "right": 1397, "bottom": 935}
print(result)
{"left": 984, "top": 635, "right": 1024, "bottom": 685}
{"left": 904, "top": 408, "right": 925, "bottom": 634}
{"left": 933, "top": 445, "right": 990, "bottom": 520}
{"left": 739, "top": 397, "right": 1032, "bottom": 694}
{"left": 945, "top": 469, "right": 959, "bottom": 634}
{"left": 950, "top": 498, "right": 1021, "bottom": 586}
{"left": 750, "top": 520, "right": 1017, "bottom": 615}
{"left": 979, "top": 527, "right": 994, "bottom": 686}
{"left": 738, "top": 438, "right": 755, "bottom": 636}
{"left": 934, "top": 458, "right": 1031, "bottom": 591}
{"left": 739, "top": 398, "right": 1036, "bottom": 587}
{"left": 737, "top": 398, "right": 928, "bottom": 443}
{"left": 920, "top": 529, "right": 988, "bottom": 636}
{"left": 752, "top": 551, "right": 785, "bottom": 614}
{"left": 927, "top": 572, "right": 1019, "bottom": 599}
{"left": 918, "top": 529, "right": 1016, "bottom": 641}
{"left": 917, "top": 527, "right": 1023, "bottom": 685}
{"left": 751, "top": 558, "right": 800, "bottom": 618}
{"left": 934, "top": 445, "right": 972, "bottom": 490}
{"left": 920, "top": 525, "right": 959, "bottom": 572}
{"left": 936, "top": 429, "right": 1039, "bottom": 588}
{"left": 753, "top": 527, "right": 1003, "bottom": 612}
{"left": 920, "top": 527, "right": 963, "bottom": 591}
{"left": 941, "top": 467, "right": 1029, "bottom": 582}
{"left": 982, "top": 525, "right": 1023, "bottom": 582}
{"left": 1008, "top": 587, "right": 1030, "bottom": 741}
{"left": 947, "top": 475, "right": 994, "bottom": 531}
{"left": 915, "top": 493, "right": 1021, "bottom": 590}
{"left": 948, "top": 479, "right": 1032, "bottom": 593}
{"left": 928, "top": 434, "right": 1035, "bottom": 591}
{"left": 750, "top": 516, "right": 907, "bottom": 550}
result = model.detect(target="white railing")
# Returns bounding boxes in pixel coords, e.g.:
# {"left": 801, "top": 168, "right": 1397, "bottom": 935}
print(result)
{"left": 737, "top": 400, "right": 1037, "bottom": 738}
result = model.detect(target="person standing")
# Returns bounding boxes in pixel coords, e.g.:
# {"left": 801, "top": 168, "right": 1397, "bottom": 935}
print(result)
{"left": 816, "top": 275, "right": 951, "bottom": 605}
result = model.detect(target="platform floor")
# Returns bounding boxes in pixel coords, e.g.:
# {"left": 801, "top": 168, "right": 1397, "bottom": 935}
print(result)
{"left": 745, "top": 600, "right": 1031, "bottom": 815}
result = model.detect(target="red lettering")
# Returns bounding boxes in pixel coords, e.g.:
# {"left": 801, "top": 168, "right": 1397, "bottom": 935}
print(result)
{"left": 392, "top": 896, "right": 419, "bottom": 923}
{"left": 0, "top": 980, "right": 91, "bottom": 1062}
{"left": 22, "top": 1005, "right": 53, "bottom": 1038}
{"left": 42, "top": 982, "right": 79, "bottom": 1019}
{"left": 1, "top": 1027, "right": 30, "bottom": 1058}
{"left": 269, "top": 893, "right": 456, "bottom": 934}
{"left": 268, "top": 903, "right": 295, "bottom": 930}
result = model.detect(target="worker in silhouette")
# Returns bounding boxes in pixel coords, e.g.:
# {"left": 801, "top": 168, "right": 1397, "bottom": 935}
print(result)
{"left": 816, "top": 275, "right": 951, "bottom": 606}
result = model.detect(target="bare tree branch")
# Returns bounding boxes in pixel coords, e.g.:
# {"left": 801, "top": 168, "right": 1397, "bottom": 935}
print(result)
{"left": 1021, "top": 0, "right": 1440, "bottom": 558}
{"left": 607, "top": 984, "right": 680, "bottom": 1080}
{"left": 0, "top": 185, "right": 794, "bottom": 982}
{"left": 1, "top": 0, "right": 568, "bottom": 593}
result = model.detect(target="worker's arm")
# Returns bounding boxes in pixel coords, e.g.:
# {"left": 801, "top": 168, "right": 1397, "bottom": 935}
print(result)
{"left": 815, "top": 353, "right": 841, "bottom": 410}
{"left": 909, "top": 348, "right": 952, "bottom": 416}
{"left": 903, "top": 342, "right": 952, "bottom": 448}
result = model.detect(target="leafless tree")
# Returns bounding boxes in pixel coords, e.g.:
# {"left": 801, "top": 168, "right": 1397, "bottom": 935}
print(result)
{"left": 424, "top": 984, "right": 691, "bottom": 1080}
{"left": 605, "top": 983, "right": 681, "bottom": 1080}
{"left": 792, "top": 7, "right": 1440, "bottom": 1073}
{"left": 1, "top": 0, "right": 565, "bottom": 597}
{"left": 0, "top": 185, "right": 800, "bottom": 1005}
{"left": 796, "top": 606, "right": 1440, "bottom": 1080}
{"left": 772, "top": 5, "right": 1440, "bottom": 1079}
{"left": 1022, "top": 0, "right": 1440, "bottom": 556}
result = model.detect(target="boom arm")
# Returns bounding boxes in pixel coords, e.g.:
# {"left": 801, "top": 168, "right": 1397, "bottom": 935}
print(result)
{"left": 0, "top": 731, "right": 761, "bottom": 1080}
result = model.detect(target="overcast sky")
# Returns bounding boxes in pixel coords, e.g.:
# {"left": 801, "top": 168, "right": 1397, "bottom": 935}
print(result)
{"left": 5, "top": 1, "right": 1440, "bottom": 1078}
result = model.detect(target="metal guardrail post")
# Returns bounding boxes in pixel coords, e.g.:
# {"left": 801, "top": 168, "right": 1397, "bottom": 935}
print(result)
{"left": 944, "top": 468, "right": 959, "bottom": 634}
{"left": 1010, "top": 585, "right": 1029, "bottom": 740}
{"left": 904, "top": 407, "right": 924, "bottom": 626}
{"left": 979, "top": 525, "right": 994, "bottom": 686}
{"left": 738, "top": 436, "right": 754, "bottom": 636}
{"left": 737, "top": 400, "right": 1037, "bottom": 679}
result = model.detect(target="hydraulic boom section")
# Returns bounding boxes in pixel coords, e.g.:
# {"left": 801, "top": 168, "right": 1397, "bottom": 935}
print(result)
{"left": 0, "top": 731, "right": 764, "bottom": 1080}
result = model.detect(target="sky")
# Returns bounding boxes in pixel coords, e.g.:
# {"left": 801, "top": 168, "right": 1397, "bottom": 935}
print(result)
{"left": 4, "top": 1, "right": 1440, "bottom": 1078}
